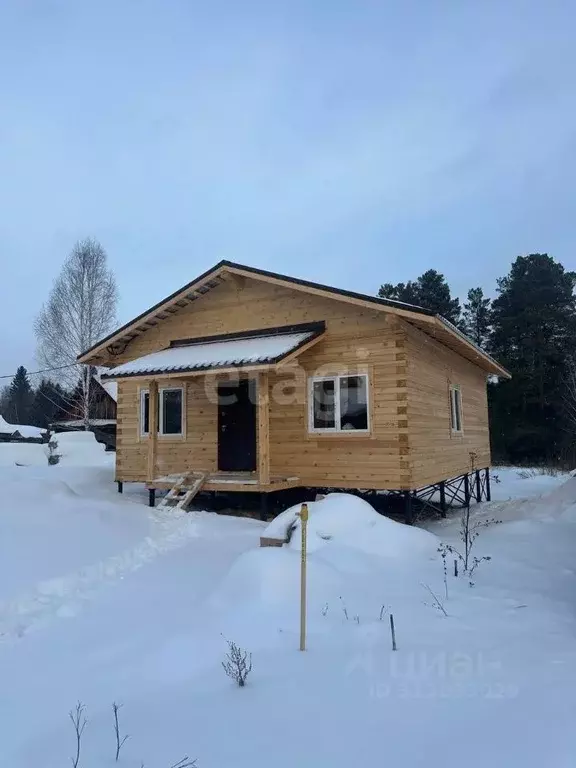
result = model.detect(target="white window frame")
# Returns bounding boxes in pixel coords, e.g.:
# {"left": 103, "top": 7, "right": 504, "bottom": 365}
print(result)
{"left": 449, "top": 384, "right": 463, "bottom": 434}
{"left": 140, "top": 386, "right": 185, "bottom": 437}
{"left": 308, "top": 373, "right": 370, "bottom": 434}
{"left": 140, "top": 388, "right": 150, "bottom": 437}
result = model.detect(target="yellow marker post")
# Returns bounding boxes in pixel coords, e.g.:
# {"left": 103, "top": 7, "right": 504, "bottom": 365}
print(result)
{"left": 297, "top": 502, "right": 309, "bottom": 651}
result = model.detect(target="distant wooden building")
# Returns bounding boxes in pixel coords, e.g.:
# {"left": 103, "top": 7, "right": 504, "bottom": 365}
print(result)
{"left": 78, "top": 261, "right": 510, "bottom": 519}
{"left": 51, "top": 375, "right": 117, "bottom": 450}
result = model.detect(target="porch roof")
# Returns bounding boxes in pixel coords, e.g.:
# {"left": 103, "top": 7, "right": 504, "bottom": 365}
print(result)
{"left": 101, "top": 321, "right": 325, "bottom": 379}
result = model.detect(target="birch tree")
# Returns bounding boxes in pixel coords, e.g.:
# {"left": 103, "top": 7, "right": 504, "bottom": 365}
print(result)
{"left": 34, "top": 238, "right": 118, "bottom": 428}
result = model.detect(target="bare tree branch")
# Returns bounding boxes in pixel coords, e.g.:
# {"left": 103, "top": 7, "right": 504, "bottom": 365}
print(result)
{"left": 112, "top": 702, "right": 129, "bottom": 761}
{"left": 69, "top": 701, "right": 87, "bottom": 768}
{"left": 35, "top": 238, "right": 117, "bottom": 428}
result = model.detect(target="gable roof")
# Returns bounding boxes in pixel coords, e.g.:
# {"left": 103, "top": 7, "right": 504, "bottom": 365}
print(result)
{"left": 78, "top": 260, "right": 510, "bottom": 378}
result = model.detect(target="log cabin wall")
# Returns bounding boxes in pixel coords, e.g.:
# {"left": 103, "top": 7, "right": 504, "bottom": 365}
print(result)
{"left": 116, "top": 376, "right": 218, "bottom": 483}
{"left": 403, "top": 321, "right": 491, "bottom": 488}
{"left": 267, "top": 321, "right": 409, "bottom": 489}
{"left": 114, "top": 276, "right": 409, "bottom": 487}
{"left": 113, "top": 275, "right": 491, "bottom": 490}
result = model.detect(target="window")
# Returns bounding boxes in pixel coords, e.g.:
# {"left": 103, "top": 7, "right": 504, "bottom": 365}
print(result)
{"left": 160, "top": 388, "right": 183, "bottom": 435}
{"left": 449, "top": 385, "right": 463, "bottom": 433}
{"left": 140, "top": 387, "right": 184, "bottom": 436}
{"left": 309, "top": 374, "right": 369, "bottom": 432}
{"left": 140, "top": 389, "right": 151, "bottom": 436}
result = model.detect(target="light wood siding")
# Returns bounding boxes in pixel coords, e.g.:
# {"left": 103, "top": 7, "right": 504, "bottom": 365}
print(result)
{"left": 404, "top": 321, "right": 490, "bottom": 487}
{"left": 113, "top": 275, "right": 491, "bottom": 490}
{"left": 116, "top": 377, "right": 217, "bottom": 482}
{"left": 106, "top": 277, "right": 387, "bottom": 366}
{"left": 267, "top": 323, "right": 409, "bottom": 489}
{"left": 114, "top": 277, "right": 409, "bottom": 488}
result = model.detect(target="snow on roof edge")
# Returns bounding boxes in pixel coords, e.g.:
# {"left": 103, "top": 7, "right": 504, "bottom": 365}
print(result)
{"left": 103, "top": 330, "right": 316, "bottom": 378}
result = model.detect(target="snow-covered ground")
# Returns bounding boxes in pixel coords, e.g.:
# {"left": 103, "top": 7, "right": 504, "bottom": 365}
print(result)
{"left": 1, "top": 451, "right": 575, "bottom": 767}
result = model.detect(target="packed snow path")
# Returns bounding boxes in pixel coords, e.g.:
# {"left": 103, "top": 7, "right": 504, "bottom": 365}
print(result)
{"left": 0, "top": 508, "right": 201, "bottom": 642}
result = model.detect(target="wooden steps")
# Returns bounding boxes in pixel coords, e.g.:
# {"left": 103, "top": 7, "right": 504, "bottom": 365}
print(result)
{"left": 157, "top": 473, "right": 207, "bottom": 512}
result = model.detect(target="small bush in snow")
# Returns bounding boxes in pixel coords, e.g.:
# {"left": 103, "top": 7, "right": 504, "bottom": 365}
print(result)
{"left": 65, "top": 700, "right": 197, "bottom": 766}
{"left": 222, "top": 638, "right": 252, "bottom": 687}
{"left": 69, "top": 701, "right": 87, "bottom": 768}
{"left": 47, "top": 439, "right": 61, "bottom": 466}
{"left": 439, "top": 507, "right": 501, "bottom": 585}
{"left": 421, "top": 583, "right": 448, "bottom": 617}
{"left": 467, "top": 555, "right": 492, "bottom": 586}
{"left": 516, "top": 468, "right": 536, "bottom": 479}
{"left": 439, "top": 547, "right": 449, "bottom": 599}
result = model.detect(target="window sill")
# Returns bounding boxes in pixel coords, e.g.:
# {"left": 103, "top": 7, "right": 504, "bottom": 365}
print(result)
{"left": 307, "top": 430, "right": 374, "bottom": 440}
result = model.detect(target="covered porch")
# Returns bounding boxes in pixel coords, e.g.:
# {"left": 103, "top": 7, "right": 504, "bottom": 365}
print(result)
{"left": 149, "top": 471, "right": 301, "bottom": 493}
{"left": 103, "top": 322, "right": 326, "bottom": 503}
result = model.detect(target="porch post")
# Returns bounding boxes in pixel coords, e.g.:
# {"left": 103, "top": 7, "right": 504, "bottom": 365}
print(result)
{"left": 257, "top": 372, "right": 270, "bottom": 486}
{"left": 147, "top": 380, "right": 158, "bottom": 484}
{"left": 439, "top": 481, "right": 446, "bottom": 518}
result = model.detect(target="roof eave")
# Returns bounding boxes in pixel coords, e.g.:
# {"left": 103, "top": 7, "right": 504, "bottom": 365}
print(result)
{"left": 435, "top": 316, "right": 511, "bottom": 379}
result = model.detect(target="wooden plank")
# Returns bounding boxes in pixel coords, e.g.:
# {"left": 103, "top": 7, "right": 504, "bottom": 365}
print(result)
{"left": 257, "top": 371, "right": 270, "bottom": 486}
{"left": 175, "top": 473, "right": 207, "bottom": 510}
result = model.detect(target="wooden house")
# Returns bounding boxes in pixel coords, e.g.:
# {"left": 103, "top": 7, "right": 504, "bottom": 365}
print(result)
{"left": 77, "top": 261, "right": 510, "bottom": 519}
{"left": 51, "top": 375, "right": 117, "bottom": 450}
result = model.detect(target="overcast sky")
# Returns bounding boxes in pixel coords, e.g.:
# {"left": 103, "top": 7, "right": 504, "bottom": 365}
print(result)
{"left": 1, "top": 0, "right": 575, "bottom": 380}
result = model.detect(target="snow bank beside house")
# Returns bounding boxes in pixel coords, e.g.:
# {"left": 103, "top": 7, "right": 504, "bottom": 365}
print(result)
{"left": 0, "top": 431, "right": 113, "bottom": 468}
{"left": 0, "top": 415, "right": 46, "bottom": 439}
{"left": 51, "top": 430, "right": 112, "bottom": 467}
{"left": 0, "top": 443, "right": 47, "bottom": 466}
{"left": 210, "top": 545, "right": 340, "bottom": 613}
{"left": 489, "top": 466, "right": 569, "bottom": 501}
{"left": 264, "top": 492, "right": 438, "bottom": 558}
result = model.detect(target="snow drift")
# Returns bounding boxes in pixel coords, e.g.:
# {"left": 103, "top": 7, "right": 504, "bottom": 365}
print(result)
{"left": 51, "top": 431, "right": 111, "bottom": 467}
{"left": 0, "top": 443, "right": 47, "bottom": 467}
{"left": 264, "top": 493, "right": 438, "bottom": 558}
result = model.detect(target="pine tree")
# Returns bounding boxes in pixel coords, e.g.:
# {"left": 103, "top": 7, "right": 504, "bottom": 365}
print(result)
{"left": 462, "top": 287, "right": 491, "bottom": 348}
{"left": 378, "top": 280, "right": 420, "bottom": 306}
{"left": 0, "top": 386, "right": 10, "bottom": 418}
{"left": 5, "top": 366, "right": 34, "bottom": 425}
{"left": 30, "top": 379, "right": 69, "bottom": 428}
{"left": 379, "top": 269, "right": 461, "bottom": 324}
{"left": 489, "top": 254, "right": 576, "bottom": 462}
